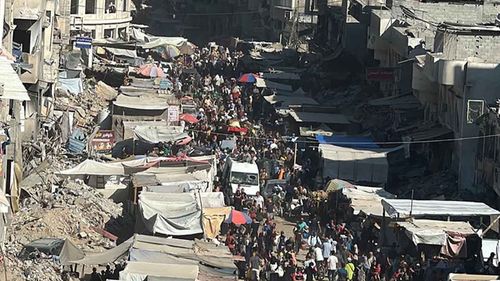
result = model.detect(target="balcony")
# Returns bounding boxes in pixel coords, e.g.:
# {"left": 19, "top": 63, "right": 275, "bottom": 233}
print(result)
{"left": 77, "top": 11, "right": 132, "bottom": 25}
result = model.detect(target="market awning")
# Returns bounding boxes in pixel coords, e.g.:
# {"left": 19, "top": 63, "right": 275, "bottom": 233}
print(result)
{"left": 120, "top": 262, "right": 199, "bottom": 281}
{"left": 104, "top": 47, "right": 137, "bottom": 58}
{"left": 342, "top": 185, "right": 396, "bottom": 217}
{"left": 261, "top": 72, "right": 300, "bottom": 80}
{"left": 133, "top": 125, "right": 188, "bottom": 144}
{"left": 316, "top": 135, "right": 379, "bottom": 149}
{"left": 381, "top": 199, "right": 500, "bottom": 219}
{"left": 289, "top": 111, "right": 350, "bottom": 125}
{"left": 299, "top": 124, "right": 334, "bottom": 137}
{"left": 319, "top": 144, "right": 402, "bottom": 184}
{"left": 255, "top": 77, "right": 293, "bottom": 91}
{"left": 113, "top": 94, "right": 172, "bottom": 110}
{"left": 0, "top": 56, "right": 30, "bottom": 101}
{"left": 396, "top": 219, "right": 476, "bottom": 246}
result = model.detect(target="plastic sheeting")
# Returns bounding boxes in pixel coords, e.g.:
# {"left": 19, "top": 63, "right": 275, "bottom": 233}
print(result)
{"left": 70, "top": 236, "right": 134, "bottom": 265}
{"left": 381, "top": 199, "right": 500, "bottom": 219}
{"left": 397, "top": 219, "right": 475, "bottom": 246}
{"left": 120, "top": 262, "right": 198, "bottom": 281}
{"left": 59, "top": 239, "right": 85, "bottom": 265}
{"left": 138, "top": 192, "right": 225, "bottom": 236}
{"left": 341, "top": 186, "right": 395, "bottom": 217}
{"left": 144, "top": 181, "right": 209, "bottom": 193}
{"left": 59, "top": 78, "right": 83, "bottom": 95}
{"left": 142, "top": 37, "right": 188, "bottom": 49}
{"left": 113, "top": 94, "right": 170, "bottom": 110}
{"left": 133, "top": 125, "right": 188, "bottom": 144}
{"left": 290, "top": 111, "right": 350, "bottom": 125}
{"left": 139, "top": 192, "right": 203, "bottom": 236}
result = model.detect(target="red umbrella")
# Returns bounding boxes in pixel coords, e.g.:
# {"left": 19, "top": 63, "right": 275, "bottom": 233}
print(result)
{"left": 180, "top": 113, "right": 199, "bottom": 124}
{"left": 224, "top": 210, "right": 252, "bottom": 225}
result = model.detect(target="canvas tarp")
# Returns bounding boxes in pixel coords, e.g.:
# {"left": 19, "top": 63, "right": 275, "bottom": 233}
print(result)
{"left": 70, "top": 236, "right": 134, "bottom": 265}
{"left": 59, "top": 239, "right": 85, "bottom": 265}
{"left": 144, "top": 181, "right": 209, "bottom": 193}
{"left": 105, "top": 47, "right": 137, "bottom": 58}
{"left": 142, "top": 37, "right": 188, "bottom": 49}
{"left": 290, "top": 111, "right": 350, "bottom": 125}
{"left": 261, "top": 72, "right": 300, "bottom": 80}
{"left": 138, "top": 192, "right": 225, "bottom": 236}
{"left": 120, "top": 262, "right": 198, "bottom": 281}
{"left": 319, "top": 144, "right": 401, "bottom": 184}
{"left": 58, "top": 158, "right": 154, "bottom": 176}
{"left": 342, "top": 186, "right": 395, "bottom": 217}
{"left": 381, "top": 199, "right": 500, "bottom": 219}
{"left": 133, "top": 125, "right": 188, "bottom": 144}
{"left": 202, "top": 207, "right": 232, "bottom": 239}
{"left": 255, "top": 77, "right": 292, "bottom": 91}
{"left": 138, "top": 192, "right": 203, "bottom": 236}
{"left": 397, "top": 219, "right": 475, "bottom": 246}
{"left": 113, "top": 94, "right": 171, "bottom": 110}
{"left": 59, "top": 78, "right": 84, "bottom": 95}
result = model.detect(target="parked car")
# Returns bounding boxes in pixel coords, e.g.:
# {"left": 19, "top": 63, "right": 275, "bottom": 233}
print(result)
{"left": 19, "top": 238, "right": 64, "bottom": 259}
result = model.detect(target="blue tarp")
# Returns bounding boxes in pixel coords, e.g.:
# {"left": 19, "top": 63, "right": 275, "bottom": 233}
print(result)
{"left": 315, "top": 135, "right": 379, "bottom": 149}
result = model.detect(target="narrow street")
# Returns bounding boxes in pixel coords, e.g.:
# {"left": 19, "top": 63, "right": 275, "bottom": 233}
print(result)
{"left": 0, "top": 0, "right": 499, "bottom": 281}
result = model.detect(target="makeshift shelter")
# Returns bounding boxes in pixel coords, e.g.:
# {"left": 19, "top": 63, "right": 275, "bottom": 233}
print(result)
{"left": 255, "top": 77, "right": 293, "bottom": 91}
{"left": 137, "top": 192, "right": 225, "bottom": 236}
{"left": 289, "top": 111, "right": 350, "bottom": 125}
{"left": 341, "top": 185, "right": 396, "bottom": 217}
{"left": 133, "top": 125, "right": 188, "bottom": 144}
{"left": 396, "top": 219, "right": 476, "bottom": 246}
{"left": 120, "top": 262, "right": 198, "bottom": 281}
{"left": 319, "top": 144, "right": 401, "bottom": 184}
{"left": 70, "top": 234, "right": 237, "bottom": 276}
{"left": 381, "top": 199, "right": 500, "bottom": 219}
{"left": 59, "top": 239, "right": 85, "bottom": 266}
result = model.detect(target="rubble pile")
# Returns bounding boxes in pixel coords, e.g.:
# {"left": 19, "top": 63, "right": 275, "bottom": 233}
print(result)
{"left": 3, "top": 173, "right": 123, "bottom": 280}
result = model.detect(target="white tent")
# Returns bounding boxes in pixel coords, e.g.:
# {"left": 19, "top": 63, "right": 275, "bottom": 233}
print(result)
{"left": 137, "top": 192, "right": 225, "bottom": 236}
{"left": 381, "top": 199, "right": 500, "bottom": 219}
{"left": 133, "top": 125, "right": 188, "bottom": 144}
{"left": 342, "top": 186, "right": 395, "bottom": 217}
{"left": 397, "top": 219, "right": 475, "bottom": 246}
{"left": 120, "top": 262, "right": 198, "bottom": 281}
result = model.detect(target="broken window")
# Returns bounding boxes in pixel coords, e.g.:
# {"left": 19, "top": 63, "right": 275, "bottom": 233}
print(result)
{"left": 104, "top": 28, "right": 115, "bottom": 39}
{"left": 85, "top": 0, "right": 96, "bottom": 14}
{"left": 13, "top": 19, "right": 41, "bottom": 54}
{"left": 70, "top": 0, "right": 79, "bottom": 14}
{"left": 105, "top": 0, "right": 116, "bottom": 13}
{"left": 122, "top": 0, "right": 128, "bottom": 11}
{"left": 467, "top": 100, "right": 485, "bottom": 124}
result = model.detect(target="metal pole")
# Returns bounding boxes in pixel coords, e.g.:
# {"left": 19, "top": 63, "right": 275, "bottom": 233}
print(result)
{"left": 198, "top": 188, "right": 206, "bottom": 239}
{"left": 409, "top": 189, "right": 414, "bottom": 218}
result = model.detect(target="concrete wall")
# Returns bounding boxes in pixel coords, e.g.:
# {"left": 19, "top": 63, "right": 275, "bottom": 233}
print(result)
{"left": 392, "top": 0, "right": 500, "bottom": 25}
{"left": 69, "top": 0, "right": 131, "bottom": 39}
{"left": 439, "top": 31, "right": 500, "bottom": 63}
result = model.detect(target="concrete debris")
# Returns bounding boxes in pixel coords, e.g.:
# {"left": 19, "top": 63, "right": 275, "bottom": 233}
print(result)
{"left": 3, "top": 167, "right": 124, "bottom": 280}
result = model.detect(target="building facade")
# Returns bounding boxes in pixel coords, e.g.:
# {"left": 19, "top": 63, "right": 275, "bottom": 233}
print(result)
{"left": 64, "top": 0, "right": 132, "bottom": 39}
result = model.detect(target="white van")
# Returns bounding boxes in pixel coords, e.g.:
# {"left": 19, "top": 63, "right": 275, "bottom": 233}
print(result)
{"left": 223, "top": 158, "right": 260, "bottom": 196}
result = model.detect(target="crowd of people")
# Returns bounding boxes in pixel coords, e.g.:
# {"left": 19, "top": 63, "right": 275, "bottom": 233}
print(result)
{"left": 135, "top": 42, "right": 499, "bottom": 281}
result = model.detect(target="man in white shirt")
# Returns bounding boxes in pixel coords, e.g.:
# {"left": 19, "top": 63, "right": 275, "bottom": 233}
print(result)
{"left": 327, "top": 252, "right": 339, "bottom": 281}
{"left": 255, "top": 192, "right": 265, "bottom": 209}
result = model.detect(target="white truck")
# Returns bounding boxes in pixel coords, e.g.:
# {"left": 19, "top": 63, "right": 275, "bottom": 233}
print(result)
{"left": 222, "top": 158, "right": 260, "bottom": 196}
